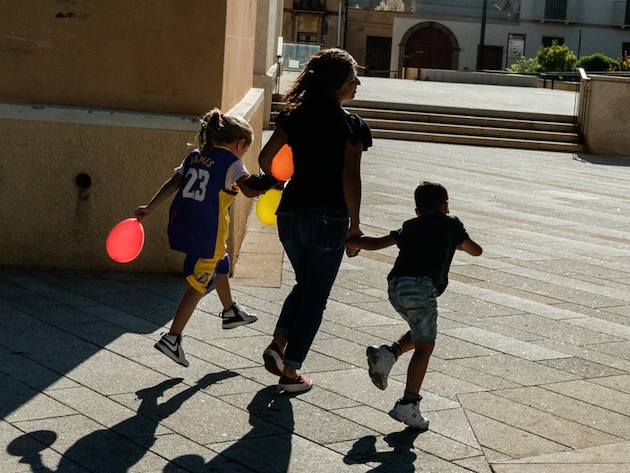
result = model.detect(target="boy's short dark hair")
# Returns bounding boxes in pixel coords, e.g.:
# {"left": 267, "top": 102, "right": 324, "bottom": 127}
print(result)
{"left": 415, "top": 181, "right": 448, "bottom": 213}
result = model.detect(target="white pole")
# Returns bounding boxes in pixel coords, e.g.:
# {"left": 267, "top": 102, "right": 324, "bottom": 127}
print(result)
{"left": 276, "top": 36, "right": 283, "bottom": 58}
{"left": 337, "top": 0, "right": 342, "bottom": 47}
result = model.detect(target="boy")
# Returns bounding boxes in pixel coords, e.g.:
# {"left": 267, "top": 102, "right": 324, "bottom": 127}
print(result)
{"left": 347, "top": 181, "right": 482, "bottom": 429}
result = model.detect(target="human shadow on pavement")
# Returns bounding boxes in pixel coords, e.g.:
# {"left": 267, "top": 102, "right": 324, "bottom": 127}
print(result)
{"left": 0, "top": 269, "right": 181, "bottom": 423}
{"left": 343, "top": 428, "right": 423, "bottom": 472}
{"left": 7, "top": 371, "right": 237, "bottom": 472}
{"left": 165, "top": 386, "right": 295, "bottom": 473}
{"left": 574, "top": 154, "right": 630, "bottom": 166}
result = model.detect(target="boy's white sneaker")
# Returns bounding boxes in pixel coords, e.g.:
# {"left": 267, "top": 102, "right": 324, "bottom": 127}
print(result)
{"left": 389, "top": 398, "right": 429, "bottom": 430}
{"left": 366, "top": 344, "right": 397, "bottom": 390}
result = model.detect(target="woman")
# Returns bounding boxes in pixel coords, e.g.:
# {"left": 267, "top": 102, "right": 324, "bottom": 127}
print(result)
{"left": 258, "top": 48, "right": 372, "bottom": 392}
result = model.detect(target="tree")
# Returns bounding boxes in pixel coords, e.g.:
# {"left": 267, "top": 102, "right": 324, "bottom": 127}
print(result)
{"left": 375, "top": 0, "right": 405, "bottom": 12}
{"left": 618, "top": 51, "right": 630, "bottom": 71}
{"left": 536, "top": 41, "right": 577, "bottom": 72}
{"left": 506, "top": 56, "right": 540, "bottom": 73}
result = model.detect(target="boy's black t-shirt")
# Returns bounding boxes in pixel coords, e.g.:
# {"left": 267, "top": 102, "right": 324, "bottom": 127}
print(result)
{"left": 275, "top": 100, "right": 372, "bottom": 213}
{"left": 388, "top": 213, "right": 469, "bottom": 295}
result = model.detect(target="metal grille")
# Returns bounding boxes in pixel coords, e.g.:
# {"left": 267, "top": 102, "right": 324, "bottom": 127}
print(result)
{"left": 293, "top": 0, "right": 326, "bottom": 11}
{"left": 544, "top": 0, "right": 568, "bottom": 20}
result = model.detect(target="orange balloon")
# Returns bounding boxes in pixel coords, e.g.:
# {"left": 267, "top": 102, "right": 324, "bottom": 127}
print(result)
{"left": 106, "top": 218, "right": 145, "bottom": 263}
{"left": 271, "top": 144, "right": 294, "bottom": 180}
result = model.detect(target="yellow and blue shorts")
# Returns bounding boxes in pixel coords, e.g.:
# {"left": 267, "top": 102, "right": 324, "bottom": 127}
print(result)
{"left": 183, "top": 254, "right": 230, "bottom": 294}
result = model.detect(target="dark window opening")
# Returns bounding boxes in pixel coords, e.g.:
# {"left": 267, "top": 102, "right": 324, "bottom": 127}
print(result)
{"left": 297, "top": 32, "right": 318, "bottom": 44}
{"left": 293, "top": 0, "right": 325, "bottom": 12}
{"left": 544, "top": 0, "right": 567, "bottom": 21}
{"left": 542, "top": 36, "right": 564, "bottom": 48}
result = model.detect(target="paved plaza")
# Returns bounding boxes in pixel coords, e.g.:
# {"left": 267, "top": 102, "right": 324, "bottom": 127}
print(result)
{"left": 2, "top": 78, "right": 630, "bottom": 472}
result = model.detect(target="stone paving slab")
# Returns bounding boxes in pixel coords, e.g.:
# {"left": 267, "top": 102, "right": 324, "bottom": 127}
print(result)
{"left": 2, "top": 78, "right": 630, "bottom": 471}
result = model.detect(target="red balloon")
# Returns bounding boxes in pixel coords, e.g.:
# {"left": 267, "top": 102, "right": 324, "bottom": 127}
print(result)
{"left": 271, "top": 144, "right": 294, "bottom": 180}
{"left": 106, "top": 218, "right": 145, "bottom": 263}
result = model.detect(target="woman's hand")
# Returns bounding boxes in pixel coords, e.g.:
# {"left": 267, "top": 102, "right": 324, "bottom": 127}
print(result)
{"left": 344, "top": 226, "right": 363, "bottom": 257}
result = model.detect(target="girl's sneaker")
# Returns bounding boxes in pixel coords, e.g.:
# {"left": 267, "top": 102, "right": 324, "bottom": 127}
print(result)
{"left": 278, "top": 374, "right": 312, "bottom": 393}
{"left": 154, "top": 333, "right": 189, "bottom": 367}
{"left": 222, "top": 302, "right": 258, "bottom": 329}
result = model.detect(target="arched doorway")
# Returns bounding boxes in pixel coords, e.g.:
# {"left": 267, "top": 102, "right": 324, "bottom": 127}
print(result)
{"left": 399, "top": 22, "right": 459, "bottom": 77}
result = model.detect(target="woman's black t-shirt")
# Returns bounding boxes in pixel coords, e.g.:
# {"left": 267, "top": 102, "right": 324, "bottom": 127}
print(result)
{"left": 275, "top": 99, "right": 372, "bottom": 213}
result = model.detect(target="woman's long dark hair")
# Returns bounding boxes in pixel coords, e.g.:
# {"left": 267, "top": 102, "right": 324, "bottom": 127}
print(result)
{"left": 284, "top": 48, "right": 356, "bottom": 110}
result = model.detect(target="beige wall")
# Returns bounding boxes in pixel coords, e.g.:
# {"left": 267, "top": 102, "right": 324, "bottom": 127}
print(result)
{"left": 344, "top": 9, "right": 410, "bottom": 70}
{"left": 0, "top": 92, "right": 264, "bottom": 272}
{"left": 282, "top": 6, "right": 406, "bottom": 71}
{"left": 255, "top": 0, "right": 284, "bottom": 128}
{"left": 223, "top": 0, "right": 257, "bottom": 112}
{"left": 0, "top": 1, "right": 269, "bottom": 273}
{"left": 0, "top": 1, "right": 235, "bottom": 115}
{"left": 580, "top": 76, "right": 630, "bottom": 157}
{"left": 0, "top": 109, "right": 193, "bottom": 272}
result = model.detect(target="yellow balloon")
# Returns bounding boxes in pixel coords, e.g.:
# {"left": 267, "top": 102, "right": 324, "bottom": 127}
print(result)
{"left": 256, "top": 189, "right": 282, "bottom": 225}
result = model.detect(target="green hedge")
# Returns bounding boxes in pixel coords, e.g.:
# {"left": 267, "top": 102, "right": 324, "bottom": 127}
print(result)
{"left": 576, "top": 53, "right": 619, "bottom": 72}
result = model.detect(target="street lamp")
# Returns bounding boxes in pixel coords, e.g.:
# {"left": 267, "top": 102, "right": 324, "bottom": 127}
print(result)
{"left": 477, "top": 0, "right": 488, "bottom": 70}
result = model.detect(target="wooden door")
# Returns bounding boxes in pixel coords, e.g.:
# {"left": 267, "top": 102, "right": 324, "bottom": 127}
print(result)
{"left": 404, "top": 27, "right": 453, "bottom": 70}
{"left": 365, "top": 36, "right": 392, "bottom": 77}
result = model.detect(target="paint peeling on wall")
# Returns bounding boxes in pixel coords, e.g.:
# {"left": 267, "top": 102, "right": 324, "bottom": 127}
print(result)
{"left": 55, "top": 12, "right": 91, "bottom": 19}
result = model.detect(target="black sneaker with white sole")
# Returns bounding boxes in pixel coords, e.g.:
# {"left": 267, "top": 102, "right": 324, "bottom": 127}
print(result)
{"left": 222, "top": 302, "right": 258, "bottom": 329}
{"left": 154, "top": 333, "right": 189, "bottom": 367}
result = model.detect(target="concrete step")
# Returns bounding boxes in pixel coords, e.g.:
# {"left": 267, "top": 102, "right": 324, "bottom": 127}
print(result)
{"left": 267, "top": 120, "right": 586, "bottom": 152}
{"left": 365, "top": 118, "right": 580, "bottom": 143}
{"left": 271, "top": 106, "right": 576, "bottom": 134}
{"left": 370, "top": 128, "right": 587, "bottom": 153}
{"left": 269, "top": 97, "right": 584, "bottom": 153}
{"left": 344, "top": 99, "right": 577, "bottom": 123}
{"left": 346, "top": 108, "right": 577, "bottom": 133}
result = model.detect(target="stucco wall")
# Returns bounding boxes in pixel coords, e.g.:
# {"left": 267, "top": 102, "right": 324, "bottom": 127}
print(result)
{"left": 0, "top": 108, "right": 192, "bottom": 272}
{"left": 0, "top": 0, "right": 233, "bottom": 115}
{"left": 581, "top": 76, "right": 630, "bottom": 157}
{"left": 0, "top": 1, "right": 267, "bottom": 272}
{"left": 0, "top": 90, "right": 264, "bottom": 272}
{"left": 223, "top": 1, "right": 258, "bottom": 112}
{"left": 345, "top": 9, "right": 414, "bottom": 70}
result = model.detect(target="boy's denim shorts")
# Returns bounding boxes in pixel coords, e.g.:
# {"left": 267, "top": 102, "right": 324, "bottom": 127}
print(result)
{"left": 387, "top": 276, "right": 439, "bottom": 342}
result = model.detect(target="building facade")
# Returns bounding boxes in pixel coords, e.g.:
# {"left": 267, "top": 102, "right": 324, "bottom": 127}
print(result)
{"left": 284, "top": 0, "right": 630, "bottom": 76}
{"left": 0, "top": 0, "right": 283, "bottom": 272}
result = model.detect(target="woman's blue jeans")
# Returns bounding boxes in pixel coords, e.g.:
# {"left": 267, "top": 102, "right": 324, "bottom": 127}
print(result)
{"left": 275, "top": 207, "right": 348, "bottom": 369}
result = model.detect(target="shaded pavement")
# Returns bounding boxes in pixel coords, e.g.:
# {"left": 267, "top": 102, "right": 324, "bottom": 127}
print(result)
{"left": 2, "top": 76, "right": 630, "bottom": 472}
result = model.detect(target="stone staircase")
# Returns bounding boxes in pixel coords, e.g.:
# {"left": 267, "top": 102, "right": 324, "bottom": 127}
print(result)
{"left": 270, "top": 96, "right": 586, "bottom": 153}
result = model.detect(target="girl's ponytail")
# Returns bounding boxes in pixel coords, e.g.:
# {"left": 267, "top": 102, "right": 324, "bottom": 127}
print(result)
{"left": 198, "top": 108, "right": 254, "bottom": 156}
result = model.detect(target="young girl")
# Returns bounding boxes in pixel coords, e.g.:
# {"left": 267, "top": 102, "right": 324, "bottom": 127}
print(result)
{"left": 135, "top": 108, "right": 262, "bottom": 367}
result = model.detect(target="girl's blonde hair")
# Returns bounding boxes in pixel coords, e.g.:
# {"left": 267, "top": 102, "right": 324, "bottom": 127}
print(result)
{"left": 198, "top": 108, "right": 254, "bottom": 156}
